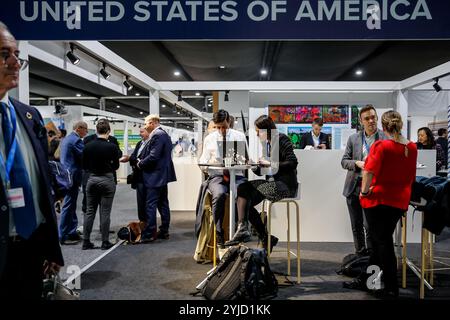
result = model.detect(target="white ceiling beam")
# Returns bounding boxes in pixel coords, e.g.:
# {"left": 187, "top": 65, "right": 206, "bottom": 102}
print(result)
{"left": 158, "top": 81, "right": 400, "bottom": 92}
{"left": 28, "top": 43, "right": 124, "bottom": 94}
{"left": 401, "top": 61, "right": 450, "bottom": 90}
{"left": 75, "top": 41, "right": 161, "bottom": 92}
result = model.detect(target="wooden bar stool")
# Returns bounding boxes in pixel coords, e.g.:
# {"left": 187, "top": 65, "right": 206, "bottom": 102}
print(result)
{"left": 261, "top": 184, "right": 301, "bottom": 284}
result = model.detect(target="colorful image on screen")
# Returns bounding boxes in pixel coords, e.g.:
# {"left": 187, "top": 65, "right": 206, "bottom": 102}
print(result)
{"left": 322, "top": 105, "right": 349, "bottom": 124}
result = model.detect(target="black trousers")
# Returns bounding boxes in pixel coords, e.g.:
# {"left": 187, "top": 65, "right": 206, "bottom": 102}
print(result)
{"left": 0, "top": 238, "right": 45, "bottom": 300}
{"left": 136, "top": 182, "right": 147, "bottom": 222}
{"left": 346, "top": 181, "right": 372, "bottom": 254}
{"left": 364, "top": 205, "right": 403, "bottom": 292}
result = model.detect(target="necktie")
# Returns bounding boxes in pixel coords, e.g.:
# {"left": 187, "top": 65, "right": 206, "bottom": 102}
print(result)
{"left": 0, "top": 102, "right": 37, "bottom": 239}
{"left": 222, "top": 134, "right": 230, "bottom": 182}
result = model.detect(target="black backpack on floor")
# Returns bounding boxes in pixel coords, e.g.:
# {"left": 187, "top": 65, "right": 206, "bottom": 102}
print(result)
{"left": 336, "top": 253, "right": 370, "bottom": 278}
{"left": 201, "top": 245, "right": 278, "bottom": 300}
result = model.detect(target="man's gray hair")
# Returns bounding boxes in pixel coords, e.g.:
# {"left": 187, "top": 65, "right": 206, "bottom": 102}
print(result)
{"left": 0, "top": 21, "right": 11, "bottom": 33}
{"left": 73, "top": 121, "right": 88, "bottom": 130}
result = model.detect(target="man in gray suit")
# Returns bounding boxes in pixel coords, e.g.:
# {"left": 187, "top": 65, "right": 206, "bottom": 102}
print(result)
{"left": 341, "top": 105, "right": 386, "bottom": 256}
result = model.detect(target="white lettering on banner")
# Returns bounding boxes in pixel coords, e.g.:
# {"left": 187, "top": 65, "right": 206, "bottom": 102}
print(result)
{"left": 318, "top": 0, "right": 341, "bottom": 21}
{"left": 134, "top": 1, "right": 150, "bottom": 21}
{"left": 344, "top": 0, "right": 360, "bottom": 21}
{"left": 204, "top": 1, "right": 220, "bottom": 21}
{"left": 411, "top": 0, "right": 432, "bottom": 20}
{"left": 222, "top": 1, "right": 238, "bottom": 21}
{"left": 247, "top": 1, "right": 270, "bottom": 21}
{"left": 42, "top": 1, "right": 60, "bottom": 22}
{"left": 106, "top": 1, "right": 124, "bottom": 21}
{"left": 89, "top": 1, "right": 103, "bottom": 22}
{"left": 167, "top": 1, "right": 188, "bottom": 21}
{"left": 152, "top": 1, "right": 168, "bottom": 21}
{"left": 186, "top": 1, "right": 202, "bottom": 21}
{"left": 390, "top": 0, "right": 410, "bottom": 21}
{"left": 17, "top": 0, "right": 434, "bottom": 29}
{"left": 295, "top": 1, "right": 316, "bottom": 21}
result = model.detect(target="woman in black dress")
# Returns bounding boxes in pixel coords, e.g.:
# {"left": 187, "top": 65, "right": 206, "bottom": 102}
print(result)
{"left": 225, "top": 115, "right": 298, "bottom": 251}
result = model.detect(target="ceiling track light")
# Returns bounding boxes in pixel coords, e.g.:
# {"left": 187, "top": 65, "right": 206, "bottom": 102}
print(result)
{"left": 178, "top": 91, "right": 183, "bottom": 102}
{"left": 123, "top": 76, "right": 133, "bottom": 91}
{"left": 224, "top": 90, "right": 230, "bottom": 102}
{"left": 100, "top": 63, "right": 111, "bottom": 79}
{"left": 66, "top": 43, "right": 80, "bottom": 65}
{"left": 433, "top": 78, "right": 442, "bottom": 92}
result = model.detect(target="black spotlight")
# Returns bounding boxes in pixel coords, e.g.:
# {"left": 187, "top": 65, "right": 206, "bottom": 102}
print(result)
{"left": 123, "top": 76, "right": 133, "bottom": 91}
{"left": 66, "top": 43, "right": 80, "bottom": 65}
{"left": 100, "top": 63, "right": 111, "bottom": 79}
{"left": 433, "top": 78, "right": 442, "bottom": 92}
{"left": 224, "top": 90, "right": 230, "bottom": 102}
{"left": 178, "top": 91, "right": 183, "bottom": 102}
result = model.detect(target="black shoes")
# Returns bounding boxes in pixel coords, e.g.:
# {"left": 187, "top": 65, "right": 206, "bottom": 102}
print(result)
{"left": 101, "top": 241, "right": 114, "bottom": 250}
{"left": 343, "top": 277, "right": 368, "bottom": 291}
{"left": 82, "top": 241, "right": 95, "bottom": 250}
{"left": 262, "top": 235, "right": 279, "bottom": 254}
{"left": 157, "top": 231, "right": 170, "bottom": 240}
{"left": 224, "top": 223, "right": 251, "bottom": 246}
{"left": 140, "top": 232, "right": 157, "bottom": 243}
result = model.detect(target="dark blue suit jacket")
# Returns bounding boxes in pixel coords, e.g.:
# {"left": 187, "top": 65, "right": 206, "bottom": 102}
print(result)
{"left": 60, "top": 131, "right": 84, "bottom": 181}
{"left": 139, "top": 127, "right": 176, "bottom": 188}
{"left": 0, "top": 98, "right": 64, "bottom": 276}
{"left": 299, "top": 131, "right": 331, "bottom": 150}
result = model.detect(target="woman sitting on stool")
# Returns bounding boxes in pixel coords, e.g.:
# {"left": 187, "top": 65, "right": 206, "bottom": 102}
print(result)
{"left": 225, "top": 115, "right": 298, "bottom": 252}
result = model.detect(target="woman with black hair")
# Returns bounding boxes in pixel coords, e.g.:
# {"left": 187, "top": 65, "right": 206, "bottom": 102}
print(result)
{"left": 416, "top": 127, "right": 445, "bottom": 172}
{"left": 225, "top": 115, "right": 298, "bottom": 252}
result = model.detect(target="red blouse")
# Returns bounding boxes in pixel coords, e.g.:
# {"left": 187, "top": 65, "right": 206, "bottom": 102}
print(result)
{"left": 360, "top": 139, "right": 418, "bottom": 210}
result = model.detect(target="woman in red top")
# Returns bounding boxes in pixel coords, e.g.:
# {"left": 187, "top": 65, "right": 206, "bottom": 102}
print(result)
{"left": 360, "top": 110, "right": 417, "bottom": 298}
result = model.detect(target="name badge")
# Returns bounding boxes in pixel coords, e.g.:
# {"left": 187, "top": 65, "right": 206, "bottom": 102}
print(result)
{"left": 7, "top": 188, "right": 26, "bottom": 208}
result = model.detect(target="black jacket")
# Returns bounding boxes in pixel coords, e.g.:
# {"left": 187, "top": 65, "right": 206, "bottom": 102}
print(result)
{"left": 0, "top": 99, "right": 64, "bottom": 277}
{"left": 299, "top": 131, "right": 330, "bottom": 150}
{"left": 253, "top": 133, "right": 299, "bottom": 192}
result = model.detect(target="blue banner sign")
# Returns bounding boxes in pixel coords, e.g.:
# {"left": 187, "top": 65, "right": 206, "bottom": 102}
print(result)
{"left": 1, "top": 0, "right": 450, "bottom": 40}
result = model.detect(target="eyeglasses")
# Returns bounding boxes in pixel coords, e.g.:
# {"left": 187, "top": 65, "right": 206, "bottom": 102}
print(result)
{"left": 1, "top": 52, "right": 29, "bottom": 71}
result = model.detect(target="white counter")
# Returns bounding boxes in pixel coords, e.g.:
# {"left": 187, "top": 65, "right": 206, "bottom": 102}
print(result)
{"left": 267, "top": 150, "right": 435, "bottom": 243}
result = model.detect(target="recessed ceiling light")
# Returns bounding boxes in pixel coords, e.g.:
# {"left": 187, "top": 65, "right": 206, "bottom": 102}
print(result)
{"left": 195, "top": 92, "right": 200, "bottom": 96}
{"left": 116, "top": 105, "right": 120, "bottom": 108}
{"left": 139, "top": 111, "right": 143, "bottom": 115}
{"left": 174, "top": 71, "right": 181, "bottom": 76}
{"left": 208, "top": 103, "right": 212, "bottom": 107}
{"left": 219, "top": 65, "right": 226, "bottom": 69}
{"left": 355, "top": 69, "right": 363, "bottom": 76}
{"left": 162, "top": 104, "right": 166, "bottom": 108}
{"left": 135, "top": 93, "right": 140, "bottom": 96}
{"left": 260, "top": 69, "right": 268, "bottom": 75}
{"left": 75, "top": 93, "right": 81, "bottom": 97}
{"left": 177, "top": 111, "right": 181, "bottom": 114}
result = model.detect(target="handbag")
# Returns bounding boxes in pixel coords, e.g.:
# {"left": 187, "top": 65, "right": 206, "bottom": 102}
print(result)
{"left": 42, "top": 273, "right": 80, "bottom": 300}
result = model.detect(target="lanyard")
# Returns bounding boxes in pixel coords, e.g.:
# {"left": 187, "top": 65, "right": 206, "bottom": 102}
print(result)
{"left": 266, "top": 142, "right": 271, "bottom": 158}
{"left": 0, "top": 100, "right": 18, "bottom": 188}
{"left": 362, "top": 131, "right": 377, "bottom": 155}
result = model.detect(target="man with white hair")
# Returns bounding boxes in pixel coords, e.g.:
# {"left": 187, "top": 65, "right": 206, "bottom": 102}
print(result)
{"left": 59, "top": 120, "right": 88, "bottom": 245}
{"left": 137, "top": 115, "right": 176, "bottom": 242}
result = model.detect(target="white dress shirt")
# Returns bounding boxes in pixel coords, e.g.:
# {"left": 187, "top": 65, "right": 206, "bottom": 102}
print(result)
{"left": 198, "top": 129, "right": 248, "bottom": 177}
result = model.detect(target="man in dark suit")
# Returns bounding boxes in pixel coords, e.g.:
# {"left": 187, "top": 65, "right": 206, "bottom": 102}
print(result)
{"left": 299, "top": 117, "right": 331, "bottom": 150}
{"left": 137, "top": 115, "right": 176, "bottom": 242}
{"left": 120, "top": 127, "right": 150, "bottom": 223}
{"left": 0, "top": 21, "right": 63, "bottom": 299}
{"left": 59, "top": 120, "right": 87, "bottom": 244}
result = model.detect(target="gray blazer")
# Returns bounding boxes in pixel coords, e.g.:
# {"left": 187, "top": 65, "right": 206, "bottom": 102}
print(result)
{"left": 341, "top": 129, "right": 387, "bottom": 197}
